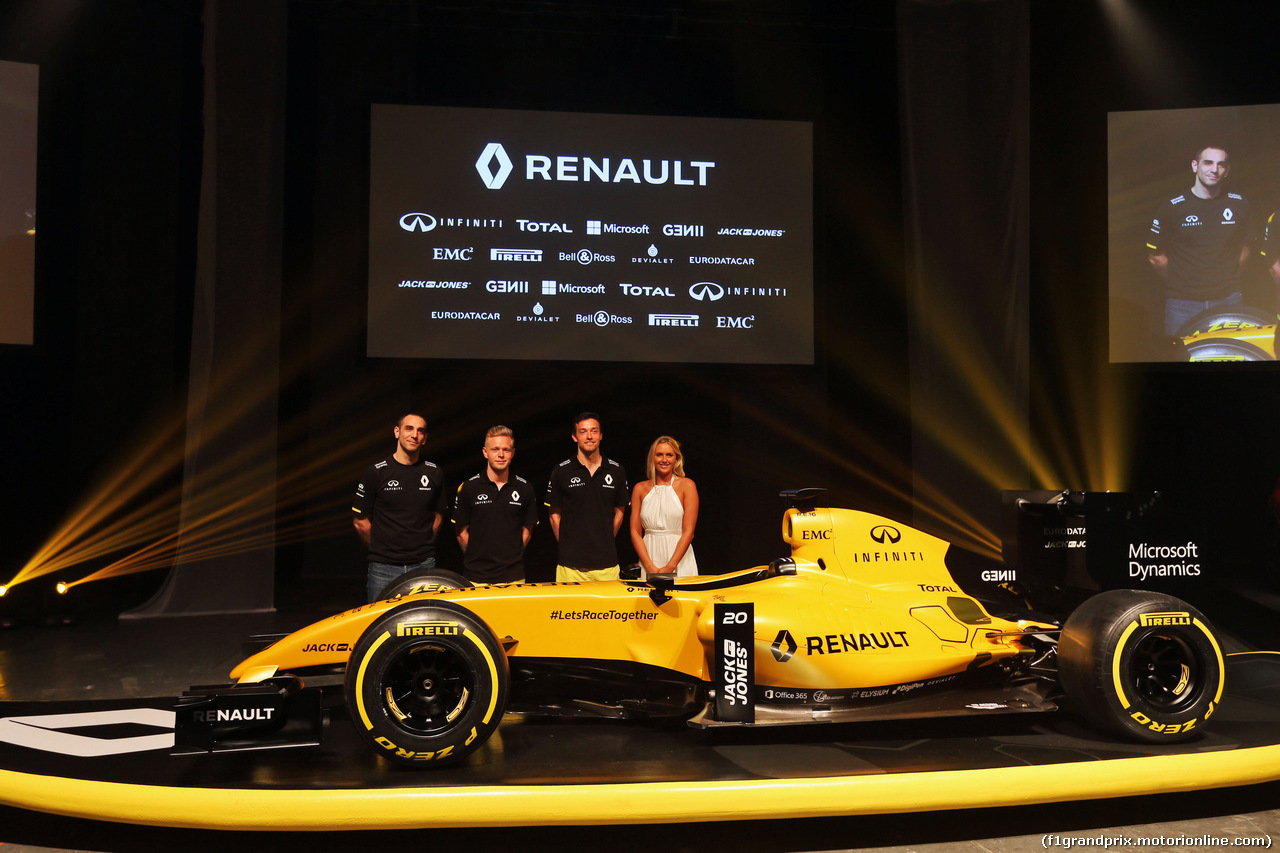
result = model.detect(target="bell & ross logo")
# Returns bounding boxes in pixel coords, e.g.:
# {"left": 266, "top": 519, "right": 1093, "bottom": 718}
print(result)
{"left": 870, "top": 525, "right": 901, "bottom": 545}
{"left": 689, "top": 281, "right": 725, "bottom": 302}
{"left": 476, "top": 142, "right": 514, "bottom": 189}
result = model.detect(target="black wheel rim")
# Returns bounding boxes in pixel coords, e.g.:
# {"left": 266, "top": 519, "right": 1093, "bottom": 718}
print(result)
{"left": 380, "top": 643, "right": 474, "bottom": 736}
{"left": 1129, "top": 631, "right": 1201, "bottom": 711}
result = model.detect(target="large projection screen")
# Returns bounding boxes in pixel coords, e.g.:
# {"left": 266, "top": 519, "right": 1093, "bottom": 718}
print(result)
{"left": 0, "top": 59, "right": 38, "bottom": 347}
{"left": 369, "top": 105, "right": 813, "bottom": 364}
{"left": 1109, "top": 105, "right": 1280, "bottom": 363}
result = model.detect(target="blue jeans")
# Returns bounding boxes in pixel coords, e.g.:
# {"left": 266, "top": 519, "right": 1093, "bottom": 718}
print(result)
{"left": 1166, "top": 292, "right": 1241, "bottom": 336}
{"left": 367, "top": 558, "right": 435, "bottom": 602}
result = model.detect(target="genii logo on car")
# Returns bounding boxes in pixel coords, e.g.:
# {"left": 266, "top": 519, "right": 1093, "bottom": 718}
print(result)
{"left": 715, "top": 603, "right": 754, "bottom": 723}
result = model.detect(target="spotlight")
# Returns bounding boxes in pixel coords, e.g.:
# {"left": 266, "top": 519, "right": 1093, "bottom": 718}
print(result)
{"left": 55, "top": 581, "right": 68, "bottom": 595}
{"left": 0, "top": 584, "right": 7, "bottom": 596}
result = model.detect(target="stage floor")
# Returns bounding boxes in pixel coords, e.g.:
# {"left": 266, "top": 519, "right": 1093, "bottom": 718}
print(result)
{"left": 1, "top": 589, "right": 1279, "bottom": 849}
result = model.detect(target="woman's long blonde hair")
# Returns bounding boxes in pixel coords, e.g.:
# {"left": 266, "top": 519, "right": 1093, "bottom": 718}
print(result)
{"left": 646, "top": 435, "right": 686, "bottom": 482}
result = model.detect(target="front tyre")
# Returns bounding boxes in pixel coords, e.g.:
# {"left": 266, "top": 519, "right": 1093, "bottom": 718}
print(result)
{"left": 344, "top": 600, "right": 509, "bottom": 767}
{"left": 1058, "top": 590, "right": 1225, "bottom": 742}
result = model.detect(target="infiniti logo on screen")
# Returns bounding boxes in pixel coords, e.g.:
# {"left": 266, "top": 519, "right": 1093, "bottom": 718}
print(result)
{"left": 689, "top": 281, "right": 725, "bottom": 301}
{"left": 399, "top": 213, "right": 437, "bottom": 232}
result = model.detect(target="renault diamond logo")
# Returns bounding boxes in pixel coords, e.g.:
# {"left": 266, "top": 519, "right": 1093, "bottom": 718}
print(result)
{"left": 870, "top": 525, "right": 901, "bottom": 544}
{"left": 771, "top": 629, "right": 797, "bottom": 663}
{"left": 689, "top": 281, "right": 724, "bottom": 301}
{"left": 476, "top": 142, "right": 514, "bottom": 189}
{"left": 399, "top": 213, "right": 437, "bottom": 232}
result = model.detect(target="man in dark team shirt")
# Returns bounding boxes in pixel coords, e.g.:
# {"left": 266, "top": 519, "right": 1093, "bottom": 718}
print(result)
{"left": 454, "top": 425, "right": 539, "bottom": 584}
{"left": 1147, "top": 145, "right": 1252, "bottom": 336}
{"left": 352, "top": 413, "right": 448, "bottom": 601}
{"left": 546, "top": 412, "right": 629, "bottom": 583}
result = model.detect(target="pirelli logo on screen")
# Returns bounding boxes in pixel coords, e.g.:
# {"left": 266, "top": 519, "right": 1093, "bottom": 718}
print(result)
{"left": 398, "top": 621, "right": 462, "bottom": 637}
{"left": 1138, "top": 612, "right": 1192, "bottom": 627}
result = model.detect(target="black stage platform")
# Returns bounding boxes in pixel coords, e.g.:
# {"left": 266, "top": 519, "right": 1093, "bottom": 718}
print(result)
{"left": 1, "top": 653, "right": 1278, "bottom": 831}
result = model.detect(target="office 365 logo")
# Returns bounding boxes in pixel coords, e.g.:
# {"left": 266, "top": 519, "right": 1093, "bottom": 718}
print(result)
{"left": 476, "top": 142, "right": 514, "bottom": 189}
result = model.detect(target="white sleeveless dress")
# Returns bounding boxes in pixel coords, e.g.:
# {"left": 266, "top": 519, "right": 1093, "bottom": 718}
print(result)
{"left": 640, "top": 480, "right": 698, "bottom": 576}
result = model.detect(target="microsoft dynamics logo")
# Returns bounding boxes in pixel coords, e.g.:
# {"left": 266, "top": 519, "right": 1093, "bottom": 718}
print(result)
{"left": 476, "top": 143, "right": 514, "bottom": 189}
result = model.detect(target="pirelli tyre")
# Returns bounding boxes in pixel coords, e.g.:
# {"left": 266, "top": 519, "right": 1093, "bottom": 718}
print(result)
{"left": 1183, "top": 337, "right": 1272, "bottom": 362}
{"left": 1058, "top": 590, "right": 1225, "bottom": 742}
{"left": 376, "top": 567, "right": 472, "bottom": 601}
{"left": 344, "top": 600, "right": 509, "bottom": 767}
{"left": 1176, "top": 305, "right": 1275, "bottom": 337}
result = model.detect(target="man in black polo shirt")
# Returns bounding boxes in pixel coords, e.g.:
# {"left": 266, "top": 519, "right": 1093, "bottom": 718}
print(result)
{"left": 546, "top": 412, "right": 628, "bottom": 582}
{"left": 454, "top": 425, "right": 539, "bottom": 584}
{"left": 1146, "top": 144, "right": 1252, "bottom": 336}
{"left": 352, "top": 413, "right": 448, "bottom": 601}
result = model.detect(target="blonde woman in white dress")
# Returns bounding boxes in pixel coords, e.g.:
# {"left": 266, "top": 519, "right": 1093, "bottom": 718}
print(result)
{"left": 630, "top": 436, "right": 699, "bottom": 576}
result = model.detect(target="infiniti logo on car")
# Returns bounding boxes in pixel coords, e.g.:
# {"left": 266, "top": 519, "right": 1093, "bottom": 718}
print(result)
{"left": 870, "top": 525, "right": 901, "bottom": 545}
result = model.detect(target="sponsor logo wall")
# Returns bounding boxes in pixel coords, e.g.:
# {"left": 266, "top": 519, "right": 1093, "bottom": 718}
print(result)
{"left": 369, "top": 104, "right": 814, "bottom": 363}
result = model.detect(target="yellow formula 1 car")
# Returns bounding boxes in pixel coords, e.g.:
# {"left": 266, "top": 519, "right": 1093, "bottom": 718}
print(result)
{"left": 174, "top": 491, "right": 1226, "bottom": 767}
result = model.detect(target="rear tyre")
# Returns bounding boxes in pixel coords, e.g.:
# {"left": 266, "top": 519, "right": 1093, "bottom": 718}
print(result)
{"left": 1184, "top": 337, "right": 1271, "bottom": 362}
{"left": 1058, "top": 589, "right": 1224, "bottom": 742}
{"left": 344, "top": 600, "right": 508, "bottom": 767}
{"left": 376, "top": 568, "right": 472, "bottom": 601}
{"left": 1176, "top": 305, "right": 1275, "bottom": 337}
